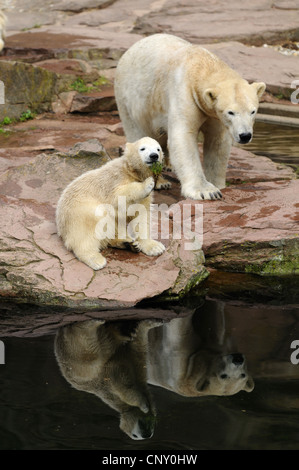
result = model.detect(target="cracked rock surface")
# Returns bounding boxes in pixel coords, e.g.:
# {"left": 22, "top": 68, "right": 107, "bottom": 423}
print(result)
{"left": 0, "top": 135, "right": 297, "bottom": 310}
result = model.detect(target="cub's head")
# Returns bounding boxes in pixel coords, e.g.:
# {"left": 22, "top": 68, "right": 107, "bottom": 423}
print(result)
{"left": 203, "top": 80, "right": 266, "bottom": 144}
{"left": 120, "top": 408, "right": 156, "bottom": 440}
{"left": 124, "top": 137, "right": 164, "bottom": 171}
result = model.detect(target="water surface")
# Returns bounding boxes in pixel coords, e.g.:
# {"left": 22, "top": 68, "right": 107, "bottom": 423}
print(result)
{"left": 0, "top": 298, "right": 298, "bottom": 450}
{"left": 246, "top": 121, "right": 299, "bottom": 165}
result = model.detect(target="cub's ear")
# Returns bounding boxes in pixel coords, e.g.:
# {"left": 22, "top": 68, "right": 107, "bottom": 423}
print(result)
{"left": 203, "top": 88, "right": 218, "bottom": 108}
{"left": 251, "top": 81, "right": 266, "bottom": 100}
{"left": 124, "top": 142, "right": 134, "bottom": 156}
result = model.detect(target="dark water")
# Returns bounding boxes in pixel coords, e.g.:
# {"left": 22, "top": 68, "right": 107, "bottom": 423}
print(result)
{"left": 245, "top": 121, "right": 299, "bottom": 165}
{"left": 0, "top": 297, "right": 299, "bottom": 451}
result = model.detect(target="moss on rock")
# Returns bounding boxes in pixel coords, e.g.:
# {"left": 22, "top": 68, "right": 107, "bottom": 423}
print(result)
{"left": 206, "top": 238, "right": 299, "bottom": 276}
{"left": 0, "top": 60, "right": 58, "bottom": 121}
{"left": 244, "top": 239, "right": 299, "bottom": 276}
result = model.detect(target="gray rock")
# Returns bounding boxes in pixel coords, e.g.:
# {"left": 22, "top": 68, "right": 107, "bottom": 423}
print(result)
{"left": 62, "top": 138, "right": 112, "bottom": 159}
{"left": 70, "top": 91, "right": 116, "bottom": 113}
{"left": 52, "top": 0, "right": 117, "bottom": 13}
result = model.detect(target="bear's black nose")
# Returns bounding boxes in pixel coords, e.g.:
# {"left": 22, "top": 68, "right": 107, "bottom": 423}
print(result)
{"left": 239, "top": 132, "right": 252, "bottom": 144}
{"left": 138, "top": 418, "right": 154, "bottom": 439}
{"left": 149, "top": 152, "right": 159, "bottom": 161}
{"left": 231, "top": 353, "right": 244, "bottom": 365}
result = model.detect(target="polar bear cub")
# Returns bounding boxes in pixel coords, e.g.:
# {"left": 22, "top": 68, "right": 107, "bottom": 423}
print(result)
{"left": 55, "top": 319, "right": 158, "bottom": 440}
{"left": 56, "top": 137, "right": 165, "bottom": 270}
{"left": 115, "top": 33, "right": 266, "bottom": 201}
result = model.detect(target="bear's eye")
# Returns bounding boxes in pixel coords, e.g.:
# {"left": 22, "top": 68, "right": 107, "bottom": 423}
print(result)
{"left": 140, "top": 147, "right": 146, "bottom": 151}
{"left": 228, "top": 111, "right": 235, "bottom": 116}
{"left": 251, "top": 110, "right": 256, "bottom": 115}
{"left": 157, "top": 148, "right": 160, "bottom": 152}
{"left": 220, "top": 374, "right": 228, "bottom": 379}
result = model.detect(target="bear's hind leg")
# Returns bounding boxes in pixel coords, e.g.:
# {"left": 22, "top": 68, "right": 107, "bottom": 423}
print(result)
{"left": 116, "top": 102, "right": 146, "bottom": 142}
{"left": 77, "top": 250, "right": 107, "bottom": 271}
{"left": 63, "top": 204, "right": 108, "bottom": 270}
{"left": 72, "top": 238, "right": 107, "bottom": 270}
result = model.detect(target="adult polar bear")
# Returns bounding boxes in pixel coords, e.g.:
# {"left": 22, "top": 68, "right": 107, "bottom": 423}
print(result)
{"left": 114, "top": 34, "right": 266, "bottom": 200}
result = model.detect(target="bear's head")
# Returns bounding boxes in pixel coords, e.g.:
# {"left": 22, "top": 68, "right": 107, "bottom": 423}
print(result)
{"left": 124, "top": 137, "right": 164, "bottom": 174}
{"left": 203, "top": 80, "right": 266, "bottom": 144}
{"left": 183, "top": 351, "right": 254, "bottom": 397}
{"left": 120, "top": 408, "right": 156, "bottom": 440}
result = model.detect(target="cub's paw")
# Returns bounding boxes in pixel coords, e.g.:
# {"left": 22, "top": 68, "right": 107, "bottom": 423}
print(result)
{"left": 144, "top": 176, "right": 155, "bottom": 196}
{"left": 80, "top": 253, "right": 107, "bottom": 270}
{"left": 139, "top": 239, "right": 165, "bottom": 257}
{"left": 182, "top": 182, "right": 222, "bottom": 201}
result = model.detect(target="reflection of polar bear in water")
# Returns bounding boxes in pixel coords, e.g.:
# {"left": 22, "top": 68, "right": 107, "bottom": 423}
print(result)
{"left": 0, "top": 12, "right": 6, "bottom": 51}
{"left": 115, "top": 33, "right": 265, "bottom": 200}
{"left": 56, "top": 136, "right": 165, "bottom": 270}
{"left": 54, "top": 319, "right": 159, "bottom": 440}
{"left": 147, "top": 302, "right": 254, "bottom": 397}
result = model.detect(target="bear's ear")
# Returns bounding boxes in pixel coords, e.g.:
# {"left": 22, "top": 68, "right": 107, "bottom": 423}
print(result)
{"left": 243, "top": 376, "right": 255, "bottom": 393}
{"left": 251, "top": 81, "right": 266, "bottom": 100}
{"left": 203, "top": 88, "right": 217, "bottom": 108}
{"left": 124, "top": 142, "right": 134, "bottom": 157}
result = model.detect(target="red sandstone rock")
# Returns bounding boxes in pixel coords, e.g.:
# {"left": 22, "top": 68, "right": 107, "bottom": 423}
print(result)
{"left": 0, "top": 134, "right": 297, "bottom": 309}
{"left": 3, "top": 0, "right": 299, "bottom": 101}
{"left": 174, "top": 180, "right": 299, "bottom": 275}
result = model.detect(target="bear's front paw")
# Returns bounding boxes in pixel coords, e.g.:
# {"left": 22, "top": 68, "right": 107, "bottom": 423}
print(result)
{"left": 144, "top": 176, "right": 155, "bottom": 196}
{"left": 155, "top": 175, "right": 172, "bottom": 190}
{"left": 182, "top": 182, "right": 222, "bottom": 201}
{"left": 138, "top": 239, "right": 165, "bottom": 256}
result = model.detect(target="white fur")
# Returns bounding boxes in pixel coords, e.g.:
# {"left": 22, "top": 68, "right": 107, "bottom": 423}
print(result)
{"left": 55, "top": 319, "right": 159, "bottom": 440}
{"left": 115, "top": 34, "right": 266, "bottom": 200}
{"left": 56, "top": 137, "right": 165, "bottom": 270}
{"left": 147, "top": 310, "right": 254, "bottom": 397}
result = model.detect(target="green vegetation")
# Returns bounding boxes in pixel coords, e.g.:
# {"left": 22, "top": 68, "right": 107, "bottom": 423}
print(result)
{"left": 0, "top": 116, "right": 13, "bottom": 135}
{"left": 70, "top": 76, "right": 110, "bottom": 93}
{"left": 0, "top": 110, "right": 36, "bottom": 134}
{"left": 21, "top": 24, "right": 42, "bottom": 31}
{"left": 70, "top": 78, "right": 92, "bottom": 93}
{"left": 151, "top": 161, "right": 163, "bottom": 177}
{"left": 19, "top": 109, "right": 36, "bottom": 122}
{"left": 151, "top": 161, "right": 163, "bottom": 187}
{"left": 2, "top": 116, "right": 12, "bottom": 125}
